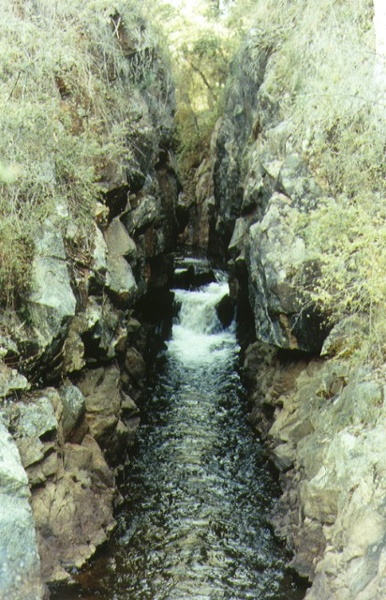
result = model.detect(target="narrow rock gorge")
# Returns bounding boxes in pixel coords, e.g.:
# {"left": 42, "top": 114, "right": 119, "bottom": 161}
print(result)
{"left": 2, "top": 1, "right": 386, "bottom": 599}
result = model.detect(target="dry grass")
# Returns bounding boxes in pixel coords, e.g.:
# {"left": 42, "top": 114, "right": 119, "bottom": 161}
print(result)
{"left": 237, "top": 0, "right": 386, "bottom": 363}
{"left": 0, "top": 0, "right": 170, "bottom": 306}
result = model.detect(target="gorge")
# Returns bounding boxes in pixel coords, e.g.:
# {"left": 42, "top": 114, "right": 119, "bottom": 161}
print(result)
{"left": 50, "top": 257, "right": 307, "bottom": 599}
{"left": 1, "top": 1, "right": 386, "bottom": 599}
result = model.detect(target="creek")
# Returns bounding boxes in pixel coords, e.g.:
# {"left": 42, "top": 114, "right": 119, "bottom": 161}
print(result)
{"left": 51, "top": 257, "right": 307, "bottom": 600}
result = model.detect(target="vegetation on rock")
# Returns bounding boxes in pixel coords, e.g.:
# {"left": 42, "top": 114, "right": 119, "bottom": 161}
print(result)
{"left": 2, "top": 0, "right": 384, "bottom": 361}
{"left": 238, "top": 0, "right": 386, "bottom": 362}
{"left": 148, "top": 1, "right": 253, "bottom": 192}
{"left": 0, "top": 0, "right": 171, "bottom": 307}
{"left": 182, "top": 0, "right": 386, "bottom": 364}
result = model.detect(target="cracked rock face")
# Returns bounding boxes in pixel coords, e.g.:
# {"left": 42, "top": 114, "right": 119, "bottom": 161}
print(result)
{"left": 0, "top": 423, "right": 45, "bottom": 600}
{"left": 246, "top": 191, "right": 325, "bottom": 352}
{"left": 1, "top": 385, "right": 118, "bottom": 583}
{"left": 195, "top": 32, "right": 328, "bottom": 354}
{"left": 32, "top": 435, "right": 116, "bottom": 583}
{"left": 202, "top": 27, "right": 386, "bottom": 597}
{"left": 245, "top": 340, "right": 386, "bottom": 599}
{"left": 26, "top": 220, "right": 77, "bottom": 350}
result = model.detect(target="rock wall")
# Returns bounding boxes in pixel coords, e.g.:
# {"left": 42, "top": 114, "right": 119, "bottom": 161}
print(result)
{"left": 0, "top": 10, "right": 179, "bottom": 597}
{"left": 201, "top": 31, "right": 326, "bottom": 354}
{"left": 244, "top": 342, "right": 386, "bottom": 599}
{"left": 194, "top": 26, "right": 386, "bottom": 600}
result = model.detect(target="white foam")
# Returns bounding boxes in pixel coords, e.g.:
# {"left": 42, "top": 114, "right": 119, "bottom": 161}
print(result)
{"left": 167, "top": 281, "right": 235, "bottom": 365}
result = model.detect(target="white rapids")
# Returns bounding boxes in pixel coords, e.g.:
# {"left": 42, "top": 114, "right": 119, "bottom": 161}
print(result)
{"left": 168, "top": 278, "right": 236, "bottom": 366}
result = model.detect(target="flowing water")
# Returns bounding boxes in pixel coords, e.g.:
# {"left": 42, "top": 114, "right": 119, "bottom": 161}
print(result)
{"left": 51, "top": 258, "right": 307, "bottom": 600}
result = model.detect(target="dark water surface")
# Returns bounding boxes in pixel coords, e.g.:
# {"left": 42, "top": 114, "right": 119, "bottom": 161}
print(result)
{"left": 51, "top": 263, "right": 307, "bottom": 600}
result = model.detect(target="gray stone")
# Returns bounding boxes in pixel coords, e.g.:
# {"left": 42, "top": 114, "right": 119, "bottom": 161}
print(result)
{"left": 0, "top": 335, "right": 18, "bottom": 360}
{"left": 15, "top": 437, "right": 46, "bottom": 469}
{"left": 106, "top": 419, "right": 134, "bottom": 459}
{"left": 104, "top": 217, "right": 137, "bottom": 260}
{"left": 124, "top": 347, "right": 146, "bottom": 382}
{"left": 33, "top": 435, "right": 116, "bottom": 583}
{"left": 78, "top": 366, "right": 121, "bottom": 415}
{"left": 0, "top": 363, "right": 29, "bottom": 399}
{"left": 87, "top": 414, "right": 117, "bottom": 442}
{"left": 321, "top": 315, "right": 369, "bottom": 358}
{"left": 272, "top": 442, "right": 295, "bottom": 470}
{"left": 85, "top": 297, "right": 128, "bottom": 358}
{"left": 125, "top": 414, "right": 141, "bottom": 446}
{"left": 106, "top": 255, "right": 137, "bottom": 304}
{"left": 121, "top": 392, "right": 139, "bottom": 416}
{"left": 124, "top": 194, "right": 162, "bottom": 235}
{"left": 277, "top": 153, "right": 320, "bottom": 206}
{"left": 59, "top": 384, "right": 86, "bottom": 440}
{"left": 16, "top": 396, "right": 58, "bottom": 439}
{"left": 228, "top": 216, "right": 251, "bottom": 257}
{"left": 34, "top": 220, "right": 66, "bottom": 259}
{"left": 77, "top": 366, "right": 122, "bottom": 446}
{"left": 91, "top": 224, "right": 108, "bottom": 277}
{"left": 331, "top": 379, "right": 383, "bottom": 429}
{"left": 63, "top": 297, "right": 129, "bottom": 368}
{"left": 62, "top": 315, "right": 86, "bottom": 373}
{"left": 126, "top": 317, "right": 141, "bottom": 334}
{"left": 300, "top": 480, "right": 339, "bottom": 524}
{"left": 247, "top": 193, "right": 325, "bottom": 351}
{"left": 26, "top": 220, "right": 76, "bottom": 347}
{"left": 27, "top": 451, "right": 59, "bottom": 486}
{"left": 0, "top": 423, "right": 45, "bottom": 599}
{"left": 63, "top": 443, "right": 93, "bottom": 473}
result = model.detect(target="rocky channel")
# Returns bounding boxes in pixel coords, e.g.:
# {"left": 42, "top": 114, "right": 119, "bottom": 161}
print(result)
{"left": 2, "top": 4, "right": 386, "bottom": 600}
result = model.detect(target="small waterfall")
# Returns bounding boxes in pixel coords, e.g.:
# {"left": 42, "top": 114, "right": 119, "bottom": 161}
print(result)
{"left": 168, "top": 277, "right": 235, "bottom": 365}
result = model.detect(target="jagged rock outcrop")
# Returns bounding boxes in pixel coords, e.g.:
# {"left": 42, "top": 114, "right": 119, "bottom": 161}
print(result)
{"left": 195, "top": 19, "right": 386, "bottom": 600}
{"left": 26, "top": 220, "right": 77, "bottom": 353}
{"left": 190, "top": 33, "right": 327, "bottom": 354}
{"left": 1, "top": 384, "right": 117, "bottom": 583}
{"left": 0, "top": 422, "right": 46, "bottom": 600}
{"left": 0, "top": 3, "right": 179, "bottom": 592}
{"left": 247, "top": 191, "right": 324, "bottom": 352}
{"left": 244, "top": 341, "right": 386, "bottom": 599}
